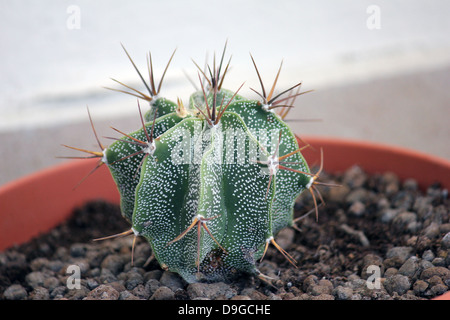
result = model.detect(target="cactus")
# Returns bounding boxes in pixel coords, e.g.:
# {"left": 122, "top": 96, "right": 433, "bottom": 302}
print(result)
{"left": 62, "top": 43, "right": 325, "bottom": 283}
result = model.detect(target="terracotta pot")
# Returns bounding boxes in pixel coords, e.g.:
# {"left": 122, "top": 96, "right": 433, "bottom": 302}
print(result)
{"left": 0, "top": 136, "right": 449, "bottom": 299}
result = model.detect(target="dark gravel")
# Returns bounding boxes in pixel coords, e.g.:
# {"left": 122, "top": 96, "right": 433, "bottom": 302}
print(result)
{"left": 1, "top": 165, "right": 449, "bottom": 300}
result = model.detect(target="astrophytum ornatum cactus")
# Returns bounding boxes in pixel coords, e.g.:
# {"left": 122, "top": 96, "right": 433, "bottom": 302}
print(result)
{"left": 63, "top": 43, "right": 325, "bottom": 283}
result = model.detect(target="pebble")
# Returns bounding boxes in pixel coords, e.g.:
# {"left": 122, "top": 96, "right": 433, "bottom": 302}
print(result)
{"left": 343, "top": 165, "right": 367, "bottom": 188}
{"left": 345, "top": 188, "right": 368, "bottom": 204}
{"left": 29, "top": 287, "right": 50, "bottom": 300}
{"left": 423, "top": 222, "right": 440, "bottom": 239}
{"left": 332, "top": 285, "right": 354, "bottom": 300}
{"left": 328, "top": 184, "right": 350, "bottom": 203}
{"left": 187, "top": 282, "right": 237, "bottom": 300}
{"left": 420, "top": 266, "right": 450, "bottom": 281}
{"left": 159, "top": 271, "right": 185, "bottom": 291}
{"left": 348, "top": 201, "right": 366, "bottom": 216}
{"left": 3, "top": 284, "right": 27, "bottom": 300}
{"left": 386, "top": 247, "right": 413, "bottom": 265}
{"left": 392, "top": 212, "right": 419, "bottom": 233}
{"left": 442, "top": 232, "right": 450, "bottom": 249}
{"left": 398, "top": 256, "right": 421, "bottom": 278}
{"left": 413, "top": 280, "right": 428, "bottom": 295}
{"left": 422, "top": 250, "right": 435, "bottom": 261}
{"left": 101, "top": 255, "right": 125, "bottom": 275}
{"left": 85, "top": 284, "right": 119, "bottom": 300}
{"left": 25, "top": 271, "right": 48, "bottom": 289}
{"left": 384, "top": 274, "right": 411, "bottom": 295}
{"left": 150, "top": 286, "right": 175, "bottom": 300}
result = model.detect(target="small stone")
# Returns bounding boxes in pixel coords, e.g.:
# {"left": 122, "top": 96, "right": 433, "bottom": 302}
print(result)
{"left": 349, "top": 201, "right": 365, "bottom": 216}
{"left": 420, "top": 266, "right": 450, "bottom": 281}
{"left": 380, "top": 208, "right": 400, "bottom": 223}
{"left": 70, "top": 243, "right": 87, "bottom": 258}
{"left": 382, "top": 172, "right": 399, "bottom": 195}
{"left": 345, "top": 188, "right": 368, "bottom": 204}
{"left": 392, "top": 212, "right": 418, "bottom": 233}
{"left": 231, "top": 295, "right": 252, "bottom": 300}
{"left": 43, "top": 276, "right": 61, "bottom": 291}
{"left": 403, "top": 179, "right": 418, "bottom": 191}
{"left": 302, "top": 275, "right": 318, "bottom": 291}
{"left": 384, "top": 268, "right": 398, "bottom": 277}
{"left": 132, "top": 284, "right": 151, "bottom": 300}
{"left": 309, "top": 284, "right": 331, "bottom": 296}
{"left": 241, "top": 289, "right": 268, "bottom": 300}
{"left": 361, "top": 254, "right": 384, "bottom": 279}
{"left": 143, "top": 270, "right": 162, "bottom": 282}
{"left": 384, "top": 247, "right": 413, "bottom": 268}
{"left": 101, "top": 255, "right": 125, "bottom": 275}
{"left": 30, "top": 257, "right": 50, "bottom": 271}
{"left": 440, "top": 224, "right": 450, "bottom": 234}
{"left": 311, "top": 293, "right": 335, "bottom": 300}
{"left": 86, "top": 278, "right": 99, "bottom": 290}
{"left": 384, "top": 274, "right": 411, "bottom": 295}
{"left": 85, "top": 284, "right": 119, "bottom": 300}
{"left": 99, "top": 268, "right": 117, "bottom": 283}
{"left": 187, "top": 282, "right": 236, "bottom": 300}
{"left": 392, "top": 191, "right": 415, "bottom": 210}
{"left": 432, "top": 258, "right": 446, "bottom": 267}
{"left": 145, "top": 279, "right": 161, "bottom": 296}
{"left": 386, "top": 247, "right": 413, "bottom": 265}
{"left": 50, "top": 286, "right": 67, "bottom": 299}
{"left": 441, "top": 232, "right": 450, "bottom": 249}
{"left": 65, "top": 285, "right": 90, "bottom": 300}
{"left": 333, "top": 286, "right": 354, "bottom": 300}
{"left": 276, "top": 228, "right": 295, "bottom": 249}
{"left": 413, "top": 280, "right": 428, "bottom": 295}
{"left": 25, "top": 271, "right": 47, "bottom": 289}
{"left": 119, "top": 290, "right": 141, "bottom": 300}
{"left": 47, "top": 260, "right": 64, "bottom": 273}
{"left": 422, "top": 250, "right": 435, "bottom": 262}
{"left": 159, "top": 271, "right": 185, "bottom": 291}
{"left": 108, "top": 281, "right": 126, "bottom": 293}
{"left": 125, "top": 271, "right": 144, "bottom": 290}
{"left": 29, "top": 287, "right": 50, "bottom": 300}
{"left": 150, "top": 286, "right": 175, "bottom": 300}
{"left": 70, "top": 259, "right": 90, "bottom": 275}
{"left": 328, "top": 185, "right": 350, "bottom": 203}
{"left": 423, "top": 222, "right": 440, "bottom": 239}
{"left": 427, "top": 275, "right": 444, "bottom": 287}
{"left": 398, "top": 256, "right": 420, "bottom": 278}
{"left": 343, "top": 165, "right": 367, "bottom": 188}
{"left": 419, "top": 260, "right": 434, "bottom": 271}
{"left": 3, "top": 284, "right": 28, "bottom": 300}
{"left": 429, "top": 284, "right": 448, "bottom": 297}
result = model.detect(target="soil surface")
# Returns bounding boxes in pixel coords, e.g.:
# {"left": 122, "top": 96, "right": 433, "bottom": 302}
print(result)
{"left": 1, "top": 165, "right": 449, "bottom": 300}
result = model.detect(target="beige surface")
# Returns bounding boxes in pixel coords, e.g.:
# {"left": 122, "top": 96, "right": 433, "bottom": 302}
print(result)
{"left": 0, "top": 64, "right": 449, "bottom": 187}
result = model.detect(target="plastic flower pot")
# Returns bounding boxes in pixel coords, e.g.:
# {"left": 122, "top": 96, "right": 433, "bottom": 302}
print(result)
{"left": 0, "top": 136, "right": 449, "bottom": 299}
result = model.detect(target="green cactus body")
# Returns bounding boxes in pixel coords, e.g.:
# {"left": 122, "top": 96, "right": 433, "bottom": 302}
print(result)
{"left": 66, "top": 44, "right": 318, "bottom": 283}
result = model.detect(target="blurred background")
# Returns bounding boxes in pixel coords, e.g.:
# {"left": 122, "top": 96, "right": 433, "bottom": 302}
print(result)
{"left": 0, "top": 0, "right": 449, "bottom": 186}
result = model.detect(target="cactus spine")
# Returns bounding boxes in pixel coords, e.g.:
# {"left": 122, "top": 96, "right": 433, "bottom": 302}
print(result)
{"left": 63, "top": 43, "right": 323, "bottom": 283}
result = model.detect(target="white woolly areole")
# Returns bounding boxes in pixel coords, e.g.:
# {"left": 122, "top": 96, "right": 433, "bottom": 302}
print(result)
{"left": 143, "top": 140, "right": 156, "bottom": 155}
{"left": 131, "top": 227, "right": 140, "bottom": 236}
{"left": 306, "top": 176, "right": 315, "bottom": 189}
{"left": 101, "top": 148, "right": 108, "bottom": 166}
{"left": 262, "top": 103, "right": 274, "bottom": 113}
{"left": 268, "top": 155, "right": 279, "bottom": 174}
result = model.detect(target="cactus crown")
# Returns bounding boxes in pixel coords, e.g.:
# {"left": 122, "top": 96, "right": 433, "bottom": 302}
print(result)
{"left": 62, "top": 42, "right": 325, "bottom": 283}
